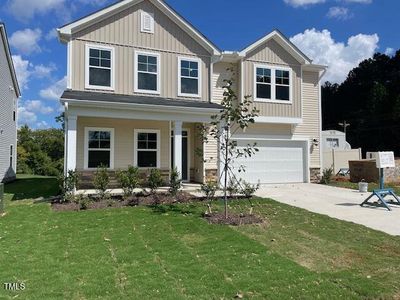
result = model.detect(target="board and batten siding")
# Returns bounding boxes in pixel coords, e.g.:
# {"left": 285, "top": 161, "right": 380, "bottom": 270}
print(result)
{"left": 70, "top": 0, "right": 211, "bottom": 100}
{"left": 241, "top": 39, "right": 302, "bottom": 118}
{"left": 0, "top": 37, "right": 17, "bottom": 182}
{"left": 293, "top": 70, "right": 321, "bottom": 168}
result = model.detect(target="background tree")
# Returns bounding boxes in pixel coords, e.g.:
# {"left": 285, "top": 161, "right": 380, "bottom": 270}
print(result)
{"left": 322, "top": 50, "right": 400, "bottom": 155}
{"left": 199, "top": 69, "right": 259, "bottom": 218}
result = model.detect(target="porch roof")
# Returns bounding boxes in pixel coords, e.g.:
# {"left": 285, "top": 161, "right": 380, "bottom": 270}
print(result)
{"left": 61, "top": 90, "right": 223, "bottom": 110}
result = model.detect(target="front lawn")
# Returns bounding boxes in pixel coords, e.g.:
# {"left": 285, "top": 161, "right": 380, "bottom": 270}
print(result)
{"left": 1, "top": 176, "right": 400, "bottom": 299}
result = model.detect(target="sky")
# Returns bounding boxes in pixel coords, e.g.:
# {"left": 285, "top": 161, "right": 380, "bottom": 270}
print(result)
{"left": 1, "top": 0, "right": 399, "bottom": 129}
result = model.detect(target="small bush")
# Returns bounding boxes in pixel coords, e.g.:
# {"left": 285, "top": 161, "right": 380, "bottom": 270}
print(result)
{"left": 148, "top": 169, "right": 164, "bottom": 194}
{"left": 117, "top": 166, "right": 140, "bottom": 198}
{"left": 321, "top": 168, "right": 334, "bottom": 184}
{"left": 200, "top": 180, "right": 218, "bottom": 201}
{"left": 58, "top": 170, "right": 80, "bottom": 203}
{"left": 93, "top": 165, "right": 110, "bottom": 199}
{"left": 227, "top": 178, "right": 239, "bottom": 198}
{"left": 240, "top": 180, "right": 260, "bottom": 198}
{"left": 169, "top": 167, "right": 182, "bottom": 196}
{"left": 73, "top": 194, "right": 91, "bottom": 210}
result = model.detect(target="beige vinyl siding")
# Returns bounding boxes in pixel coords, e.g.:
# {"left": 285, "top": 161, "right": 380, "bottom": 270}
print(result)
{"left": 0, "top": 36, "right": 17, "bottom": 182}
{"left": 72, "top": 40, "right": 210, "bottom": 99}
{"left": 76, "top": 117, "right": 170, "bottom": 170}
{"left": 241, "top": 38, "right": 302, "bottom": 118}
{"left": 70, "top": 0, "right": 211, "bottom": 100}
{"left": 239, "top": 123, "right": 292, "bottom": 136}
{"left": 193, "top": 125, "right": 204, "bottom": 182}
{"left": 73, "top": 1, "right": 209, "bottom": 56}
{"left": 204, "top": 129, "right": 218, "bottom": 171}
{"left": 293, "top": 70, "right": 321, "bottom": 168}
{"left": 212, "top": 62, "right": 238, "bottom": 104}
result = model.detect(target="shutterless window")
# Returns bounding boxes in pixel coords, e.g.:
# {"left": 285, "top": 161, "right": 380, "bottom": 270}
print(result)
{"left": 256, "top": 67, "right": 272, "bottom": 99}
{"left": 13, "top": 111, "right": 16, "bottom": 122}
{"left": 137, "top": 54, "right": 158, "bottom": 92}
{"left": 137, "top": 132, "right": 158, "bottom": 168}
{"left": 275, "top": 69, "right": 290, "bottom": 101}
{"left": 327, "top": 138, "right": 339, "bottom": 148}
{"left": 88, "top": 48, "right": 112, "bottom": 87}
{"left": 87, "top": 130, "right": 111, "bottom": 168}
{"left": 9, "top": 145, "right": 13, "bottom": 168}
{"left": 180, "top": 60, "right": 199, "bottom": 95}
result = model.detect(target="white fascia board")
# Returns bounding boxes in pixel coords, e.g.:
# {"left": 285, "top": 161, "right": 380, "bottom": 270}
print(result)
{"left": 239, "top": 30, "right": 311, "bottom": 64}
{"left": 255, "top": 116, "right": 303, "bottom": 125}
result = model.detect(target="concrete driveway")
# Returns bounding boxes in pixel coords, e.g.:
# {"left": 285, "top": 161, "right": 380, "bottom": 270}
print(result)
{"left": 256, "top": 183, "right": 400, "bottom": 236}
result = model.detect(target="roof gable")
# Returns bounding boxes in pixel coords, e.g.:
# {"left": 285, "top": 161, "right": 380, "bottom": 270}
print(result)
{"left": 58, "top": 0, "right": 220, "bottom": 55}
{"left": 0, "top": 23, "right": 21, "bottom": 97}
{"left": 239, "top": 30, "right": 312, "bottom": 65}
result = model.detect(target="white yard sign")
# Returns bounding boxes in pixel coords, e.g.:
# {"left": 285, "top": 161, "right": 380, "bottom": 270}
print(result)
{"left": 376, "top": 151, "right": 395, "bottom": 168}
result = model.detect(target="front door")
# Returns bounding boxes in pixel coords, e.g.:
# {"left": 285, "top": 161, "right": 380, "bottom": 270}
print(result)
{"left": 171, "top": 130, "right": 189, "bottom": 181}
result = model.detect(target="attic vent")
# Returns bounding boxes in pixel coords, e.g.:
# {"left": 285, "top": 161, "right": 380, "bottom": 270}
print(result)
{"left": 141, "top": 11, "right": 154, "bottom": 34}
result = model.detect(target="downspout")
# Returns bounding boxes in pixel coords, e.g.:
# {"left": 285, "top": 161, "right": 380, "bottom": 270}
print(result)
{"left": 63, "top": 102, "right": 69, "bottom": 176}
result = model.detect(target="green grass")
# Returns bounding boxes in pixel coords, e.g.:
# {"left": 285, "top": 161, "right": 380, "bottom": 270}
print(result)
{"left": 1, "top": 176, "right": 400, "bottom": 299}
{"left": 329, "top": 180, "right": 400, "bottom": 194}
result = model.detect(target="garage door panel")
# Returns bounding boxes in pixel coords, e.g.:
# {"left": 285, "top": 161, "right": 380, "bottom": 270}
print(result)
{"left": 232, "top": 140, "right": 307, "bottom": 184}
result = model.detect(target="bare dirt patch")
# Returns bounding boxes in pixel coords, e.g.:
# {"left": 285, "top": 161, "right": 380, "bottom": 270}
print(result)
{"left": 204, "top": 212, "right": 264, "bottom": 226}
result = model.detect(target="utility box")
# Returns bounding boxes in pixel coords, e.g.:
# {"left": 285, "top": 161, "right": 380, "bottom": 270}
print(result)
{"left": 0, "top": 183, "right": 4, "bottom": 213}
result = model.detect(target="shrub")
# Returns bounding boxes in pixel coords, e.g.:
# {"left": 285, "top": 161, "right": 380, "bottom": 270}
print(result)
{"left": 58, "top": 170, "right": 79, "bottom": 203}
{"left": 321, "top": 168, "right": 334, "bottom": 184}
{"left": 169, "top": 167, "right": 182, "bottom": 196}
{"left": 200, "top": 180, "right": 218, "bottom": 201}
{"left": 93, "top": 165, "right": 110, "bottom": 199}
{"left": 227, "top": 178, "right": 239, "bottom": 198}
{"left": 73, "top": 194, "right": 91, "bottom": 210}
{"left": 148, "top": 169, "right": 163, "bottom": 194}
{"left": 116, "top": 166, "right": 140, "bottom": 198}
{"left": 240, "top": 180, "right": 260, "bottom": 198}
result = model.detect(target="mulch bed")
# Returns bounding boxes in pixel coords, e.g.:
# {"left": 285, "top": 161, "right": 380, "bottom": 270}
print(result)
{"left": 204, "top": 212, "right": 264, "bottom": 226}
{"left": 51, "top": 192, "right": 194, "bottom": 212}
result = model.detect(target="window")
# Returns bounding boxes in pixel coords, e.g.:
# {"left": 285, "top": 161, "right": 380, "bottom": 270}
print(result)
{"left": 86, "top": 45, "right": 114, "bottom": 90}
{"left": 326, "top": 138, "right": 339, "bottom": 148}
{"left": 13, "top": 111, "right": 16, "bottom": 122}
{"left": 141, "top": 11, "right": 154, "bottom": 33}
{"left": 179, "top": 58, "right": 201, "bottom": 96}
{"left": 135, "top": 52, "right": 160, "bottom": 94}
{"left": 9, "top": 145, "right": 13, "bottom": 168}
{"left": 135, "top": 130, "right": 160, "bottom": 168}
{"left": 275, "top": 70, "right": 290, "bottom": 101}
{"left": 256, "top": 67, "right": 271, "bottom": 100}
{"left": 85, "top": 128, "right": 114, "bottom": 169}
{"left": 255, "top": 64, "right": 292, "bottom": 102}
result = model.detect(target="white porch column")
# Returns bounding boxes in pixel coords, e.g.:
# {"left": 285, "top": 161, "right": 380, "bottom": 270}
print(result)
{"left": 66, "top": 115, "right": 77, "bottom": 173}
{"left": 173, "top": 121, "right": 183, "bottom": 179}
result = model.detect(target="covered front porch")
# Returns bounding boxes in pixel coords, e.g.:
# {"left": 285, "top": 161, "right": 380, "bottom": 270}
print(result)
{"left": 62, "top": 90, "right": 221, "bottom": 187}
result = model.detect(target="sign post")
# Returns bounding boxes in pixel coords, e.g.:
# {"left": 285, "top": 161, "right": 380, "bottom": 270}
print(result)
{"left": 360, "top": 152, "right": 400, "bottom": 211}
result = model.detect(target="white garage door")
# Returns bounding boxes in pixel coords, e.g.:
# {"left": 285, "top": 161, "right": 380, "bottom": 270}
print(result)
{"left": 231, "top": 139, "right": 307, "bottom": 184}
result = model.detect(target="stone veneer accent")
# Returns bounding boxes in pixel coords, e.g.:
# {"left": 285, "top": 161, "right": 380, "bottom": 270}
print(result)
{"left": 310, "top": 168, "right": 321, "bottom": 183}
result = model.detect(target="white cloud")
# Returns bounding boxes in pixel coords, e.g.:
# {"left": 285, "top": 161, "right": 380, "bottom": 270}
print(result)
{"left": 36, "top": 121, "right": 49, "bottom": 129}
{"left": 18, "top": 106, "right": 37, "bottom": 126}
{"left": 39, "top": 76, "right": 67, "bottom": 100}
{"left": 45, "top": 28, "right": 58, "bottom": 41}
{"left": 12, "top": 55, "right": 30, "bottom": 89}
{"left": 33, "top": 64, "right": 57, "bottom": 79}
{"left": 24, "top": 100, "right": 54, "bottom": 115}
{"left": 344, "top": 0, "right": 372, "bottom": 3}
{"left": 385, "top": 47, "right": 395, "bottom": 56}
{"left": 9, "top": 28, "right": 42, "bottom": 55}
{"left": 327, "top": 6, "right": 353, "bottom": 20}
{"left": 284, "top": 0, "right": 325, "bottom": 7}
{"left": 290, "top": 29, "right": 379, "bottom": 83}
{"left": 7, "top": 0, "right": 66, "bottom": 22}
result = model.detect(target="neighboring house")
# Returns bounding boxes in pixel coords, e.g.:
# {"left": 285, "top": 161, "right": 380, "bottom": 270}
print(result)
{"left": 322, "top": 130, "right": 362, "bottom": 174}
{"left": 0, "top": 23, "right": 20, "bottom": 183}
{"left": 322, "top": 130, "right": 351, "bottom": 150}
{"left": 57, "top": 0, "right": 326, "bottom": 185}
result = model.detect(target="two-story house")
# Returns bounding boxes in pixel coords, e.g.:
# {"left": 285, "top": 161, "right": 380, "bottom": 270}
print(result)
{"left": 58, "top": 0, "right": 325, "bottom": 185}
{"left": 0, "top": 23, "right": 20, "bottom": 183}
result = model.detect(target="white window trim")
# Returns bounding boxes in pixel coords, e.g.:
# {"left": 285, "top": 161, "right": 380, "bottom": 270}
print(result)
{"left": 85, "top": 44, "right": 115, "bottom": 91}
{"left": 177, "top": 56, "right": 201, "bottom": 98}
{"left": 134, "top": 50, "right": 161, "bottom": 95}
{"left": 134, "top": 129, "right": 161, "bottom": 169}
{"left": 84, "top": 127, "right": 115, "bottom": 170}
{"left": 254, "top": 63, "right": 293, "bottom": 104}
{"left": 140, "top": 10, "right": 154, "bottom": 34}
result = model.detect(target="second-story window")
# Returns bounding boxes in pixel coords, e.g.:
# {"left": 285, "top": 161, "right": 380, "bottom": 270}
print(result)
{"left": 256, "top": 67, "right": 272, "bottom": 100}
{"left": 135, "top": 51, "right": 160, "bottom": 94}
{"left": 255, "top": 65, "right": 292, "bottom": 102}
{"left": 86, "top": 45, "right": 114, "bottom": 90}
{"left": 178, "top": 58, "right": 201, "bottom": 97}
